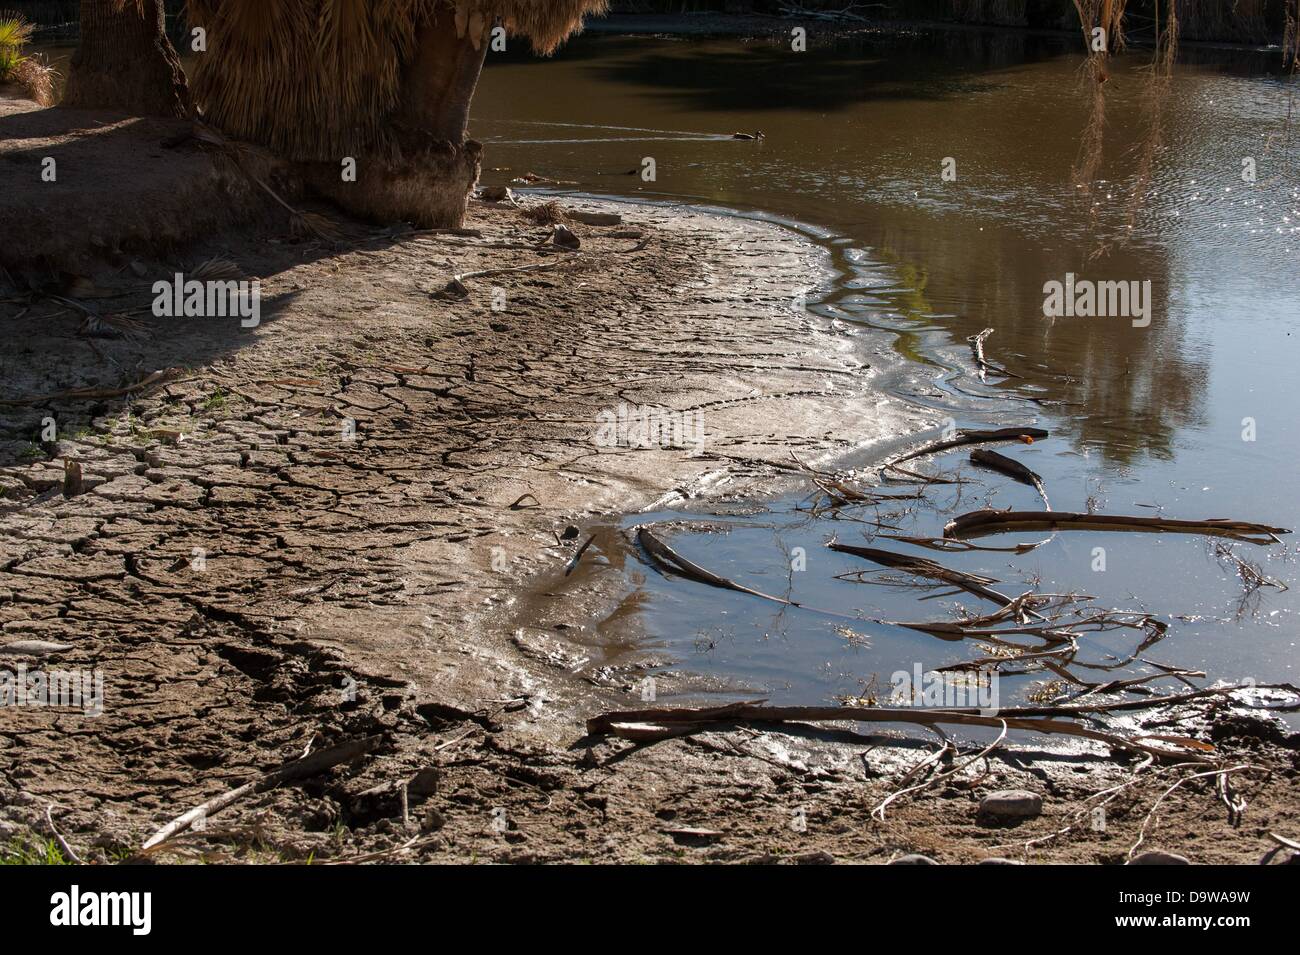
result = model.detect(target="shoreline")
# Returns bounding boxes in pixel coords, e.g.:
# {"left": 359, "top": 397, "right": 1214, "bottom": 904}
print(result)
{"left": 1, "top": 98, "right": 1295, "bottom": 864}
{"left": 0, "top": 152, "right": 927, "bottom": 861}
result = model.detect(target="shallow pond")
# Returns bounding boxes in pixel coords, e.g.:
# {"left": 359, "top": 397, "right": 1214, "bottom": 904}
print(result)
{"left": 473, "top": 27, "right": 1300, "bottom": 708}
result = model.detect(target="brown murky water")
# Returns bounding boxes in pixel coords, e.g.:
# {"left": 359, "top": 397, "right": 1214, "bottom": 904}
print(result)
{"left": 471, "top": 29, "right": 1300, "bottom": 706}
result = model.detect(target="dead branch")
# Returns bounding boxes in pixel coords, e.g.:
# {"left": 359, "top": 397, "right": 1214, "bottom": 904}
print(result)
{"left": 0, "top": 367, "right": 185, "bottom": 406}
{"left": 141, "top": 735, "right": 382, "bottom": 850}
{"left": 828, "top": 541, "right": 1022, "bottom": 608}
{"left": 887, "top": 426, "right": 1049, "bottom": 468}
{"left": 637, "top": 526, "right": 800, "bottom": 608}
{"left": 967, "top": 328, "right": 1023, "bottom": 381}
{"left": 946, "top": 509, "right": 1290, "bottom": 545}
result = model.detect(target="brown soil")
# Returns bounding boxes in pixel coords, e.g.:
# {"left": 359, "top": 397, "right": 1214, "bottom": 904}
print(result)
{"left": 1, "top": 103, "right": 1296, "bottom": 866}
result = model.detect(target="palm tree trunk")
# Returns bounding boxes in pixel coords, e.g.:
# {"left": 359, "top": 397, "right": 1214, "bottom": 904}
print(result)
{"left": 62, "top": 0, "right": 190, "bottom": 116}
{"left": 394, "top": 6, "right": 489, "bottom": 143}
{"left": 306, "top": 6, "right": 488, "bottom": 228}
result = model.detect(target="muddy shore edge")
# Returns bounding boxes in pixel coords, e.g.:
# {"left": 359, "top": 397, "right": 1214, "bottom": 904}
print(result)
{"left": 1, "top": 136, "right": 1296, "bottom": 863}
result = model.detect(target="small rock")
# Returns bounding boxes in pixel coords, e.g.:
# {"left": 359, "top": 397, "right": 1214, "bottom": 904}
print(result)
{"left": 477, "top": 185, "right": 515, "bottom": 203}
{"left": 979, "top": 789, "right": 1042, "bottom": 820}
{"left": 890, "top": 853, "right": 937, "bottom": 865}
{"left": 407, "top": 768, "right": 440, "bottom": 797}
{"left": 552, "top": 224, "right": 581, "bottom": 249}
{"left": 791, "top": 850, "right": 835, "bottom": 865}
{"left": 978, "top": 857, "right": 1025, "bottom": 865}
{"left": 1128, "top": 850, "right": 1190, "bottom": 865}
{"left": 567, "top": 210, "right": 622, "bottom": 227}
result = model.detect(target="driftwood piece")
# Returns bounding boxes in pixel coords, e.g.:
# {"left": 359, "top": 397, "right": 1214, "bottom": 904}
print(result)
{"left": 970, "top": 449, "right": 1043, "bottom": 494}
{"left": 887, "top": 426, "right": 1049, "bottom": 468}
{"left": 967, "top": 328, "right": 1023, "bottom": 381}
{"left": 828, "top": 541, "right": 1018, "bottom": 607}
{"left": 945, "top": 510, "right": 1290, "bottom": 545}
{"left": 588, "top": 702, "right": 1206, "bottom": 762}
{"left": 588, "top": 685, "right": 1300, "bottom": 763}
{"left": 141, "top": 735, "right": 381, "bottom": 850}
{"left": 637, "top": 526, "right": 798, "bottom": 608}
{"left": 0, "top": 367, "right": 184, "bottom": 407}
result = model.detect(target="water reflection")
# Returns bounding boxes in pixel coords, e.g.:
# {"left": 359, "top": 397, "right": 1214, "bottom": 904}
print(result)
{"left": 473, "top": 27, "right": 1300, "bottom": 698}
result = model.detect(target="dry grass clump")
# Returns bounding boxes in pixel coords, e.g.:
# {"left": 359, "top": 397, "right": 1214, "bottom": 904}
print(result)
{"left": 520, "top": 200, "right": 569, "bottom": 226}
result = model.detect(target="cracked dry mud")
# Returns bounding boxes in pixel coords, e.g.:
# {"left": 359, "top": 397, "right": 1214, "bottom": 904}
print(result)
{"left": 1, "top": 198, "right": 1296, "bottom": 865}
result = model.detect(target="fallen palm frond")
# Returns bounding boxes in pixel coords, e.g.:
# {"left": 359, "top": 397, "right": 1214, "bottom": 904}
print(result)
{"left": 189, "top": 257, "right": 243, "bottom": 282}
{"left": 637, "top": 525, "right": 801, "bottom": 609}
{"left": 969, "top": 449, "right": 1046, "bottom": 503}
{"left": 0, "top": 367, "right": 184, "bottom": 406}
{"left": 945, "top": 510, "right": 1290, "bottom": 545}
{"left": 189, "top": 123, "right": 340, "bottom": 241}
{"left": 585, "top": 696, "right": 1282, "bottom": 764}
{"left": 886, "top": 426, "right": 1049, "bottom": 471}
{"left": 140, "top": 735, "right": 382, "bottom": 851}
{"left": 592, "top": 682, "right": 1298, "bottom": 740}
{"left": 829, "top": 540, "right": 1022, "bottom": 609}
{"left": 880, "top": 534, "right": 1040, "bottom": 554}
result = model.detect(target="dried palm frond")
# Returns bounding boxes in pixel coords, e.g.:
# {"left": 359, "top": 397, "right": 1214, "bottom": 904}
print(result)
{"left": 188, "top": 0, "right": 608, "bottom": 162}
{"left": 189, "top": 257, "right": 242, "bottom": 282}
{"left": 520, "top": 200, "right": 569, "bottom": 226}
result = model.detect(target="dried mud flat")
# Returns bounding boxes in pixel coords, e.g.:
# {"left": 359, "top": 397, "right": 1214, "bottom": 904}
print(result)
{"left": 1, "top": 189, "right": 1296, "bottom": 865}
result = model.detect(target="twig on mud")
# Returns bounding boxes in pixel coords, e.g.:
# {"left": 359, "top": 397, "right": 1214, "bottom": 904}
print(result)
{"left": 1127, "top": 764, "right": 1264, "bottom": 861}
{"left": 140, "top": 735, "right": 382, "bottom": 851}
{"left": 318, "top": 833, "right": 444, "bottom": 866}
{"left": 0, "top": 367, "right": 185, "bottom": 407}
{"left": 993, "top": 755, "right": 1161, "bottom": 854}
{"left": 873, "top": 721, "right": 1007, "bottom": 822}
{"left": 443, "top": 255, "right": 576, "bottom": 296}
{"left": 508, "top": 493, "right": 541, "bottom": 510}
{"left": 44, "top": 804, "right": 83, "bottom": 865}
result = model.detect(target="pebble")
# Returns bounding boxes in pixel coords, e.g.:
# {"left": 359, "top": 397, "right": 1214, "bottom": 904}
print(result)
{"left": 890, "top": 853, "right": 937, "bottom": 865}
{"left": 979, "top": 789, "right": 1043, "bottom": 819}
{"left": 1128, "top": 850, "right": 1190, "bottom": 865}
